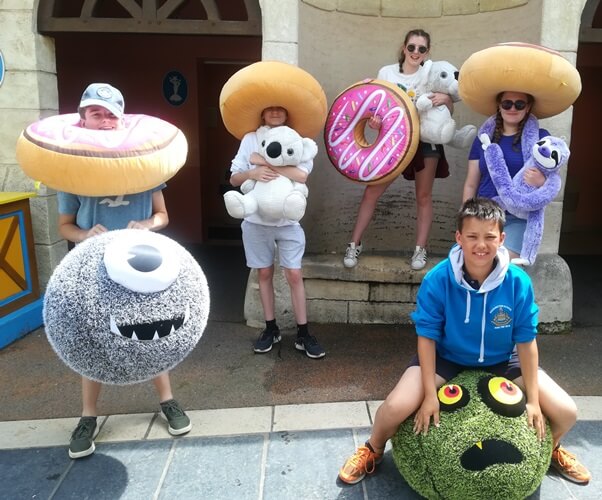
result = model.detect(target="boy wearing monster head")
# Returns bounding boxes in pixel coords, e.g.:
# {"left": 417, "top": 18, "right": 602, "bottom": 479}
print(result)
{"left": 57, "top": 83, "right": 191, "bottom": 459}
{"left": 339, "top": 197, "right": 590, "bottom": 485}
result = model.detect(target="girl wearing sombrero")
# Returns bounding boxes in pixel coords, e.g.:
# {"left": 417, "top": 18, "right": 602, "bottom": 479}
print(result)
{"left": 460, "top": 43, "right": 581, "bottom": 265}
{"left": 459, "top": 43, "right": 590, "bottom": 484}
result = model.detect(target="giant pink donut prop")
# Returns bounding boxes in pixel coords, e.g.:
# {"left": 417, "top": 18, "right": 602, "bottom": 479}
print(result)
{"left": 16, "top": 113, "right": 188, "bottom": 196}
{"left": 324, "top": 79, "right": 419, "bottom": 185}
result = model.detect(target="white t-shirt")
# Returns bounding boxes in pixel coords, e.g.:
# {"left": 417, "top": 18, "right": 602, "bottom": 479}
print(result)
{"left": 377, "top": 63, "right": 427, "bottom": 103}
{"left": 229, "top": 129, "right": 313, "bottom": 227}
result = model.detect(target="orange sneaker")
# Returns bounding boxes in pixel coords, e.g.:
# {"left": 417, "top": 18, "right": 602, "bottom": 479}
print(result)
{"left": 551, "top": 445, "right": 592, "bottom": 484}
{"left": 338, "top": 445, "right": 383, "bottom": 484}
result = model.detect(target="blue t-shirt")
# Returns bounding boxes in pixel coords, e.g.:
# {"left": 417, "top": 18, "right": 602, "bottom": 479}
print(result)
{"left": 57, "top": 184, "right": 165, "bottom": 231}
{"left": 468, "top": 129, "right": 549, "bottom": 199}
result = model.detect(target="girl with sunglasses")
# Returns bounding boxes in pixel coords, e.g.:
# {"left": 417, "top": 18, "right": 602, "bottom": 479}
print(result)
{"left": 343, "top": 28, "right": 453, "bottom": 271}
{"left": 462, "top": 90, "right": 548, "bottom": 261}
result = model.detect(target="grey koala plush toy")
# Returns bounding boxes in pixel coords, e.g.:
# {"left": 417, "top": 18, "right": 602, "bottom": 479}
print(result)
{"left": 44, "top": 229, "right": 209, "bottom": 384}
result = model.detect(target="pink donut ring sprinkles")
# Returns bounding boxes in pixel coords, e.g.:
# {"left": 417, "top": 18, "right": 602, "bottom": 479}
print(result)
{"left": 324, "top": 79, "right": 419, "bottom": 184}
{"left": 16, "top": 113, "right": 187, "bottom": 197}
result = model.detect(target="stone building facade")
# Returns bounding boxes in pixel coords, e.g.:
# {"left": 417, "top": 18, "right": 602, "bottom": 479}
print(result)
{"left": 0, "top": 0, "right": 596, "bottom": 331}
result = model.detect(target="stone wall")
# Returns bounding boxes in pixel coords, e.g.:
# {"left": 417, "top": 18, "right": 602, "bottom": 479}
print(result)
{"left": 296, "top": 0, "right": 587, "bottom": 257}
{"left": 0, "top": 1, "right": 67, "bottom": 290}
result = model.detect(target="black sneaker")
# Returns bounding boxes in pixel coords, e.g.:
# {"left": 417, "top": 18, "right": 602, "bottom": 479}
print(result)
{"left": 253, "top": 328, "right": 281, "bottom": 353}
{"left": 69, "top": 416, "right": 98, "bottom": 459}
{"left": 160, "top": 399, "right": 192, "bottom": 436}
{"left": 295, "top": 335, "right": 326, "bottom": 359}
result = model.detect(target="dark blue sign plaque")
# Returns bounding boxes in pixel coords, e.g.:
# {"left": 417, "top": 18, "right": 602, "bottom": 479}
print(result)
{"left": 163, "top": 71, "right": 187, "bottom": 106}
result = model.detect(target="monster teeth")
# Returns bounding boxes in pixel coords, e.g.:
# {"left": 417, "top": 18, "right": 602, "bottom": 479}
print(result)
{"left": 153, "top": 331, "right": 160, "bottom": 340}
{"left": 110, "top": 316, "right": 120, "bottom": 335}
{"left": 170, "top": 325, "right": 176, "bottom": 335}
{"left": 131, "top": 331, "right": 139, "bottom": 340}
{"left": 184, "top": 304, "right": 190, "bottom": 324}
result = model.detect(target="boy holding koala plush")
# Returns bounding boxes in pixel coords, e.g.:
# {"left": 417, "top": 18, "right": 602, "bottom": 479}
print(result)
{"left": 228, "top": 106, "right": 325, "bottom": 359}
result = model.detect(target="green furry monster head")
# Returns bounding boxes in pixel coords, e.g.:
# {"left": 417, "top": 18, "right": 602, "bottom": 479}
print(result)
{"left": 392, "top": 370, "right": 553, "bottom": 500}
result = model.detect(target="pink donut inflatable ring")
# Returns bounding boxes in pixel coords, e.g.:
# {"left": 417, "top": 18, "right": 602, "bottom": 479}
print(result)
{"left": 16, "top": 113, "right": 188, "bottom": 197}
{"left": 324, "top": 79, "right": 419, "bottom": 185}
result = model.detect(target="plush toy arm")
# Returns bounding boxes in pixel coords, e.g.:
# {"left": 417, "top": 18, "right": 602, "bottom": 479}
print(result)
{"left": 479, "top": 133, "right": 491, "bottom": 150}
{"left": 416, "top": 94, "right": 434, "bottom": 112}
{"left": 291, "top": 181, "right": 309, "bottom": 197}
{"left": 483, "top": 142, "right": 515, "bottom": 193}
{"left": 499, "top": 174, "right": 562, "bottom": 213}
{"left": 514, "top": 175, "right": 562, "bottom": 211}
{"left": 240, "top": 179, "right": 257, "bottom": 194}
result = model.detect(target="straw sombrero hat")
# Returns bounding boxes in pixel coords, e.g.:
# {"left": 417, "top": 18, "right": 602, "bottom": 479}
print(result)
{"left": 219, "top": 61, "right": 327, "bottom": 139}
{"left": 458, "top": 42, "right": 581, "bottom": 118}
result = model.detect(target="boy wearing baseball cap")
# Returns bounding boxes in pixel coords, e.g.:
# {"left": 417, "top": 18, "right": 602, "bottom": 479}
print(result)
{"left": 58, "top": 83, "right": 191, "bottom": 459}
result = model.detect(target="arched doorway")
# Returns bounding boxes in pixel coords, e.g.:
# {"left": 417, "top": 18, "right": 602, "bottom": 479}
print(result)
{"left": 38, "top": 0, "right": 262, "bottom": 244}
{"left": 561, "top": 0, "right": 602, "bottom": 255}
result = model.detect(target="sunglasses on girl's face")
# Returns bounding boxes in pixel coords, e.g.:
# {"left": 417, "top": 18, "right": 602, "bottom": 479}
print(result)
{"left": 500, "top": 99, "right": 528, "bottom": 111}
{"left": 406, "top": 44, "right": 428, "bottom": 54}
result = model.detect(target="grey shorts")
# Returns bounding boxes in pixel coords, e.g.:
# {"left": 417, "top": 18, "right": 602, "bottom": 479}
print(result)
{"left": 241, "top": 220, "right": 305, "bottom": 269}
{"left": 503, "top": 213, "right": 527, "bottom": 254}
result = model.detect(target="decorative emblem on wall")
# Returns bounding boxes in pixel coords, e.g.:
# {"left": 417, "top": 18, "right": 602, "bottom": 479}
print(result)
{"left": 163, "top": 71, "right": 187, "bottom": 106}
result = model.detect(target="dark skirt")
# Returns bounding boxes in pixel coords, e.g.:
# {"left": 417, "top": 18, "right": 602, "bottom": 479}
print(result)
{"left": 402, "top": 141, "right": 449, "bottom": 181}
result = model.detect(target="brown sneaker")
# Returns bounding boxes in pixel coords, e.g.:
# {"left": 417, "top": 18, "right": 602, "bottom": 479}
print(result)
{"left": 338, "top": 445, "right": 383, "bottom": 484}
{"left": 551, "top": 445, "right": 591, "bottom": 484}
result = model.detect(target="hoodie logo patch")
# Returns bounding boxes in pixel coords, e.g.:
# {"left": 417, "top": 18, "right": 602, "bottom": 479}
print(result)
{"left": 491, "top": 305, "right": 512, "bottom": 328}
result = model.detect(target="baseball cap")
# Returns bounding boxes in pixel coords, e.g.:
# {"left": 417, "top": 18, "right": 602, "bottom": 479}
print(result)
{"left": 78, "top": 83, "right": 125, "bottom": 118}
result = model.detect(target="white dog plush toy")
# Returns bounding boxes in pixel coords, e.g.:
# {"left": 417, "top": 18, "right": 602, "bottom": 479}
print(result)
{"left": 223, "top": 125, "right": 318, "bottom": 222}
{"left": 415, "top": 60, "right": 476, "bottom": 148}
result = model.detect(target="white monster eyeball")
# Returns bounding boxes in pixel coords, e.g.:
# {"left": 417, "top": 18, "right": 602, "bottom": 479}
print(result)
{"left": 103, "top": 231, "right": 180, "bottom": 293}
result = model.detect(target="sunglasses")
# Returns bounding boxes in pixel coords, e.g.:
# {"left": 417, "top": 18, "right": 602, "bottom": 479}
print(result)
{"left": 500, "top": 99, "right": 528, "bottom": 111}
{"left": 406, "top": 44, "right": 428, "bottom": 54}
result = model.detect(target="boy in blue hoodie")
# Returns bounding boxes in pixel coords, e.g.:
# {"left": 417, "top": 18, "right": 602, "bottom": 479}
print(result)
{"left": 339, "top": 197, "right": 590, "bottom": 485}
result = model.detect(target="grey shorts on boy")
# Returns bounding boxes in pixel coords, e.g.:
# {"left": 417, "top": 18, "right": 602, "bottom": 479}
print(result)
{"left": 241, "top": 220, "right": 305, "bottom": 269}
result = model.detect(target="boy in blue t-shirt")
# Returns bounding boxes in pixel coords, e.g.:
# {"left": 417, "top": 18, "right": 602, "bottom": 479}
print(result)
{"left": 57, "top": 83, "right": 191, "bottom": 459}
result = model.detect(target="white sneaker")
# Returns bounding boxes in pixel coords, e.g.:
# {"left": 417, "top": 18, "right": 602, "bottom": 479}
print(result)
{"left": 410, "top": 246, "right": 427, "bottom": 270}
{"left": 344, "top": 242, "right": 363, "bottom": 268}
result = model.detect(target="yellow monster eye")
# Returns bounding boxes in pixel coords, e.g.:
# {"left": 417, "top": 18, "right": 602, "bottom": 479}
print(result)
{"left": 488, "top": 377, "right": 524, "bottom": 405}
{"left": 438, "top": 384, "right": 469, "bottom": 411}
{"left": 478, "top": 375, "right": 526, "bottom": 417}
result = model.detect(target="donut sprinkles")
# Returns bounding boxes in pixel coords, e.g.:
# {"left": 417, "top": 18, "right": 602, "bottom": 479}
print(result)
{"left": 16, "top": 113, "right": 188, "bottom": 197}
{"left": 325, "top": 80, "right": 418, "bottom": 184}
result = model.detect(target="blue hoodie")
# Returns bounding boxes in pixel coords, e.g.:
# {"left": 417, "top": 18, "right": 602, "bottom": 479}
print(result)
{"left": 411, "top": 244, "right": 538, "bottom": 366}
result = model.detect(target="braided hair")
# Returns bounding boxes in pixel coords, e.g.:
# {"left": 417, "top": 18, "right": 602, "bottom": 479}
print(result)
{"left": 492, "top": 93, "right": 535, "bottom": 151}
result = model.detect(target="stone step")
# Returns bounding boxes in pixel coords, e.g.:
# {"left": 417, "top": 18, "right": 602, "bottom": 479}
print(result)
{"left": 244, "top": 253, "right": 444, "bottom": 328}
{"left": 242, "top": 252, "right": 573, "bottom": 334}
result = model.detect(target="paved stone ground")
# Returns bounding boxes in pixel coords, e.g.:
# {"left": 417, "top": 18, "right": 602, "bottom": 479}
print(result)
{"left": 0, "top": 248, "right": 600, "bottom": 499}
{"left": 0, "top": 421, "right": 602, "bottom": 500}
{"left": 0, "top": 250, "right": 600, "bottom": 421}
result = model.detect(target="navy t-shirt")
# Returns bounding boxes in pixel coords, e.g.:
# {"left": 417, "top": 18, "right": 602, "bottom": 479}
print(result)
{"left": 468, "top": 129, "right": 549, "bottom": 199}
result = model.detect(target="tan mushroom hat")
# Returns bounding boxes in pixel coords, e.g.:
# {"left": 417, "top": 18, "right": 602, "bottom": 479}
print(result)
{"left": 219, "top": 61, "right": 328, "bottom": 139}
{"left": 458, "top": 42, "right": 581, "bottom": 118}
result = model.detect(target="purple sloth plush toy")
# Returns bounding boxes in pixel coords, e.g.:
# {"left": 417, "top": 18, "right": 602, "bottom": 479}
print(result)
{"left": 479, "top": 114, "right": 570, "bottom": 266}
